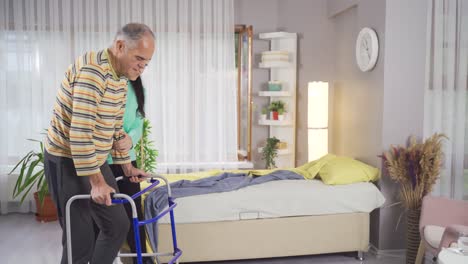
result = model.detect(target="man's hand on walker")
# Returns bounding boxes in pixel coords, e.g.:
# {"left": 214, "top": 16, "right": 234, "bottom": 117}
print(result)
{"left": 89, "top": 173, "right": 116, "bottom": 206}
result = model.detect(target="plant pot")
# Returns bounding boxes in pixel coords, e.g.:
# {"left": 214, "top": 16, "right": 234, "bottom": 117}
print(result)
{"left": 406, "top": 207, "right": 421, "bottom": 264}
{"left": 271, "top": 111, "right": 279, "bottom": 120}
{"left": 261, "top": 114, "right": 267, "bottom": 121}
{"left": 34, "top": 192, "right": 58, "bottom": 222}
{"left": 278, "top": 114, "right": 284, "bottom": 121}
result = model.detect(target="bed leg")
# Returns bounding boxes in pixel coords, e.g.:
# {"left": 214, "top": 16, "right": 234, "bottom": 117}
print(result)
{"left": 356, "top": 251, "right": 364, "bottom": 261}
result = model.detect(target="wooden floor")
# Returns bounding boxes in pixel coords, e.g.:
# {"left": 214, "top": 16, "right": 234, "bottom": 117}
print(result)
{"left": 0, "top": 213, "right": 407, "bottom": 264}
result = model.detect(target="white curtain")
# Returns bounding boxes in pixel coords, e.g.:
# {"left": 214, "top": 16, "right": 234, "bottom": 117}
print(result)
{"left": 0, "top": 0, "right": 236, "bottom": 214}
{"left": 424, "top": 0, "right": 468, "bottom": 199}
{"left": 147, "top": 0, "right": 238, "bottom": 173}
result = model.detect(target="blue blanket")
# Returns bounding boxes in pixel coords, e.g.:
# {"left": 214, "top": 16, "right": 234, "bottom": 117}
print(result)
{"left": 144, "top": 170, "right": 304, "bottom": 250}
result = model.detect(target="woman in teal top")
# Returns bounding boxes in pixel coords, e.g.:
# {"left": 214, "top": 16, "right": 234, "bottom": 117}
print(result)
{"left": 108, "top": 76, "right": 151, "bottom": 264}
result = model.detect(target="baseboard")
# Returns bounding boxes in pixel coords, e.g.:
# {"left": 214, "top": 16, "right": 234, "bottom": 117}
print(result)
{"left": 369, "top": 244, "right": 435, "bottom": 263}
{"left": 369, "top": 243, "right": 405, "bottom": 259}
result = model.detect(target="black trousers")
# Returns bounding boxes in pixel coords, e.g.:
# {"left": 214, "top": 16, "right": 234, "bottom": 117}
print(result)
{"left": 44, "top": 151, "right": 129, "bottom": 264}
{"left": 110, "top": 161, "right": 152, "bottom": 264}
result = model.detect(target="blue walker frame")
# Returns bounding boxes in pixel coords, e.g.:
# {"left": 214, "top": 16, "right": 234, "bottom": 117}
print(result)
{"left": 65, "top": 175, "right": 182, "bottom": 264}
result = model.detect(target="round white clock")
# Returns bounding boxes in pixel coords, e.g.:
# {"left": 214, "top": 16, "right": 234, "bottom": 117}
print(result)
{"left": 355, "top": 27, "right": 379, "bottom": 72}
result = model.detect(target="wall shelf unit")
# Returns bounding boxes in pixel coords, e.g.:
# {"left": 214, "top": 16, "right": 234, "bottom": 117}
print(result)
{"left": 257, "top": 31, "right": 297, "bottom": 168}
{"left": 258, "top": 119, "right": 292, "bottom": 126}
{"left": 258, "top": 91, "right": 291, "bottom": 97}
{"left": 259, "top": 61, "right": 292, "bottom": 68}
{"left": 257, "top": 148, "right": 292, "bottom": 155}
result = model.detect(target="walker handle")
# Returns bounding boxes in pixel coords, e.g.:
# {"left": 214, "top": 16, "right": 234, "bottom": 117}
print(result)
{"left": 116, "top": 175, "right": 145, "bottom": 182}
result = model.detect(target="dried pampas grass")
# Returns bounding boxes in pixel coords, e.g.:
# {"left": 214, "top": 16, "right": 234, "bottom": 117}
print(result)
{"left": 382, "top": 133, "right": 446, "bottom": 209}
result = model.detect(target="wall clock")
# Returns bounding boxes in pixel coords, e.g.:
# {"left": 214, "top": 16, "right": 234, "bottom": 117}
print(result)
{"left": 355, "top": 27, "right": 379, "bottom": 72}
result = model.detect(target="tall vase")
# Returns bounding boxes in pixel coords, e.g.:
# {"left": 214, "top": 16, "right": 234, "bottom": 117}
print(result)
{"left": 406, "top": 207, "right": 421, "bottom": 264}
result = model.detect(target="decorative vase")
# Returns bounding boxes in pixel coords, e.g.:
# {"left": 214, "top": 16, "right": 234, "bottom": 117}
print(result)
{"left": 34, "top": 192, "right": 58, "bottom": 222}
{"left": 406, "top": 207, "right": 421, "bottom": 264}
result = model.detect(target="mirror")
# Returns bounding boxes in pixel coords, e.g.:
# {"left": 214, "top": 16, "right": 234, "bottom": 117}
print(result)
{"left": 235, "top": 25, "right": 253, "bottom": 162}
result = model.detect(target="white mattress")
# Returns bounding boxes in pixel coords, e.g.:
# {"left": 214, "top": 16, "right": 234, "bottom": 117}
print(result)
{"left": 157, "top": 179, "right": 385, "bottom": 224}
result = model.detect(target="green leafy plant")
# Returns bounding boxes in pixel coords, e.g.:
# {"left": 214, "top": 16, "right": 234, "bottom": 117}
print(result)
{"left": 10, "top": 138, "right": 48, "bottom": 207}
{"left": 261, "top": 107, "right": 268, "bottom": 115}
{"left": 261, "top": 137, "right": 280, "bottom": 169}
{"left": 135, "top": 119, "right": 159, "bottom": 173}
{"left": 268, "top": 100, "right": 286, "bottom": 113}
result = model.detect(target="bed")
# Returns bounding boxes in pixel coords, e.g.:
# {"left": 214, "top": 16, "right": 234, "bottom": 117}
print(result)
{"left": 142, "top": 155, "right": 385, "bottom": 263}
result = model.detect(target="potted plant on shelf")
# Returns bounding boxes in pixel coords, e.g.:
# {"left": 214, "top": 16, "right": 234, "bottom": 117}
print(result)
{"left": 381, "top": 133, "right": 445, "bottom": 264}
{"left": 261, "top": 137, "right": 280, "bottom": 169}
{"left": 268, "top": 100, "right": 285, "bottom": 121}
{"left": 10, "top": 138, "right": 58, "bottom": 222}
{"left": 261, "top": 107, "right": 268, "bottom": 121}
{"left": 278, "top": 108, "right": 286, "bottom": 121}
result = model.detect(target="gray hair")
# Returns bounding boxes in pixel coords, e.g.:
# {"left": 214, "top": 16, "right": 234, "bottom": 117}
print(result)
{"left": 115, "top": 23, "right": 155, "bottom": 49}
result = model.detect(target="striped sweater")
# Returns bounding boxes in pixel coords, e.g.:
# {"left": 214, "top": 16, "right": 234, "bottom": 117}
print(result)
{"left": 45, "top": 49, "right": 130, "bottom": 176}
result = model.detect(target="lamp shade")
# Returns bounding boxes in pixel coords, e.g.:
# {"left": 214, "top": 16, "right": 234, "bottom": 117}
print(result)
{"left": 307, "top": 82, "right": 328, "bottom": 128}
{"left": 308, "top": 129, "right": 328, "bottom": 161}
{"left": 308, "top": 81, "right": 328, "bottom": 161}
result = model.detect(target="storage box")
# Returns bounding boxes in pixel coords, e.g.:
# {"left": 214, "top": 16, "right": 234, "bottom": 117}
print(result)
{"left": 268, "top": 81, "right": 282, "bottom": 91}
{"left": 276, "top": 141, "right": 288, "bottom": 149}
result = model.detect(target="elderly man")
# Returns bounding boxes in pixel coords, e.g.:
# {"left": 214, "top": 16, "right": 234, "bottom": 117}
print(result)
{"left": 44, "top": 23, "right": 155, "bottom": 264}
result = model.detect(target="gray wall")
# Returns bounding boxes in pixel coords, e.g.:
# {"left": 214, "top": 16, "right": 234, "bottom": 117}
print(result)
{"left": 235, "top": 0, "right": 429, "bottom": 250}
{"left": 329, "top": 0, "right": 385, "bottom": 168}
{"left": 235, "top": 0, "right": 279, "bottom": 168}
{"left": 326, "top": 0, "right": 429, "bottom": 250}
{"left": 327, "top": 0, "right": 386, "bottom": 248}
{"left": 235, "top": 0, "right": 334, "bottom": 167}
{"left": 327, "top": 0, "right": 359, "bottom": 17}
{"left": 276, "top": 0, "right": 334, "bottom": 166}
{"left": 379, "top": 0, "right": 429, "bottom": 250}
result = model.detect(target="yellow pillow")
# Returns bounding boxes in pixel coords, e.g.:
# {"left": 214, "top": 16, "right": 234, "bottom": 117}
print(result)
{"left": 296, "top": 154, "right": 336, "bottom": 180}
{"left": 318, "top": 155, "right": 380, "bottom": 185}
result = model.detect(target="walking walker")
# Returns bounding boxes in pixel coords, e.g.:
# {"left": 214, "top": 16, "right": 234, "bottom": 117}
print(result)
{"left": 65, "top": 175, "right": 182, "bottom": 264}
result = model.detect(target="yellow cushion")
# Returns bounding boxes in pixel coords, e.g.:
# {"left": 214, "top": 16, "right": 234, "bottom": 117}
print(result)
{"left": 318, "top": 154, "right": 380, "bottom": 185}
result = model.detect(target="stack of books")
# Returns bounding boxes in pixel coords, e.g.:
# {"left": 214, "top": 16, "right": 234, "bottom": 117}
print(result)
{"left": 261, "top": 50, "right": 289, "bottom": 63}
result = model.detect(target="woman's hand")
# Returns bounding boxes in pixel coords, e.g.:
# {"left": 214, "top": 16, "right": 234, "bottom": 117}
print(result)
{"left": 122, "top": 163, "right": 149, "bottom": 183}
{"left": 113, "top": 132, "right": 133, "bottom": 152}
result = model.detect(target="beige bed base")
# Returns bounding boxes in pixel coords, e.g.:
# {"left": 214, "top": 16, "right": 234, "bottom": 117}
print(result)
{"left": 157, "top": 212, "right": 369, "bottom": 263}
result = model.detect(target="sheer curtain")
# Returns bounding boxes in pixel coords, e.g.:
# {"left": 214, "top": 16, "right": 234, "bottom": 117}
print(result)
{"left": 147, "top": 0, "right": 238, "bottom": 173}
{"left": 424, "top": 0, "right": 468, "bottom": 199}
{"left": 0, "top": 0, "right": 236, "bottom": 214}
